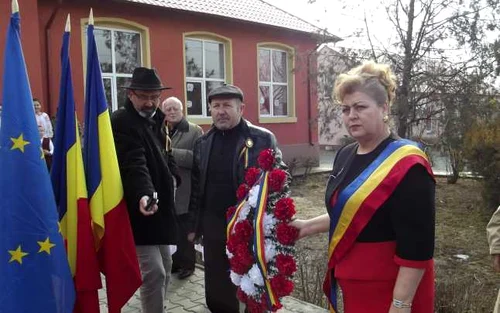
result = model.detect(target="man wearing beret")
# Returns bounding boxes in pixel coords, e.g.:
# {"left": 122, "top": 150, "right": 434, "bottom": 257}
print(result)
{"left": 188, "top": 84, "right": 286, "bottom": 312}
{"left": 111, "top": 67, "right": 181, "bottom": 313}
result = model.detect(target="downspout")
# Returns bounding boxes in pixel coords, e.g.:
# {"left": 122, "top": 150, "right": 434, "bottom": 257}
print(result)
{"left": 43, "top": 0, "right": 64, "bottom": 117}
{"left": 306, "top": 43, "right": 322, "bottom": 146}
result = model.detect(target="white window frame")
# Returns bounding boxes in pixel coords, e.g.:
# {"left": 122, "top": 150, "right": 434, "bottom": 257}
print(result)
{"left": 258, "top": 48, "right": 289, "bottom": 117}
{"left": 185, "top": 38, "right": 226, "bottom": 117}
{"left": 94, "top": 26, "right": 142, "bottom": 111}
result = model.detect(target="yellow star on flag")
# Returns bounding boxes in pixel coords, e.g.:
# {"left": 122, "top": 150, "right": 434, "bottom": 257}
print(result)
{"left": 37, "top": 238, "right": 56, "bottom": 255}
{"left": 10, "top": 134, "right": 30, "bottom": 153}
{"left": 40, "top": 147, "right": 44, "bottom": 159}
{"left": 8, "top": 245, "right": 29, "bottom": 264}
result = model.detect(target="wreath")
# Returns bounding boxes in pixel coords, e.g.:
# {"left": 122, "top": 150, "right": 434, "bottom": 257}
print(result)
{"left": 226, "top": 148, "right": 299, "bottom": 313}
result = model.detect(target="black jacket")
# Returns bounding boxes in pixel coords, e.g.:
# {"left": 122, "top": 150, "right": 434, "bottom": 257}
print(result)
{"left": 189, "top": 118, "right": 286, "bottom": 236}
{"left": 111, "top": 100, "right": 181, "bottom": 245}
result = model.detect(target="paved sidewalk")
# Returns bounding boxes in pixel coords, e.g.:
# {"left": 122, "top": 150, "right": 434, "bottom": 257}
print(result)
{"left": 99, "top": 267, "right": 328, "bottom": 313}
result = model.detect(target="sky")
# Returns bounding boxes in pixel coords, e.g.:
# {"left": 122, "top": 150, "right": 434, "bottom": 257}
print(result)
{"left": 265, "top": 0, "right": 397, "bottom": 50}
{"left": 265, "top": 0, "right": 497, "bottom": 57}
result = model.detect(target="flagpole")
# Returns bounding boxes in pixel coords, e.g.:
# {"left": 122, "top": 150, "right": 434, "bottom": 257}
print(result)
{"left": 89, "top": 8, "right": 94, "bottom": 25}
{"left": 12, "top": 0, "right": 19, "bottom": 13}
{"left": 65, "top": 14, "right": 71, "bottom": 32}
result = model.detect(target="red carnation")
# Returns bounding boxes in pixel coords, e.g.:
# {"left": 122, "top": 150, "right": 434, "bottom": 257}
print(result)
{"left": 276, "top": 223, "right": 299, "bottom": 246}
{"left": 270, "top": 274, "right": 294, "bottom": 297}
{"left": 234, "top": 220, "right": 254, "bottom": 241}
{"left": 274, "top": 198, "right": 296, "bottom": 221}
{"left": 268, "top": 169, "right": 287, "bottom": 192}
{"left": 257, "top": 149, "right": 275, "bottom": 171}
{"left": 276, "top": 254, "right": 297, "bottom": 276}
{"left": 229, "top": 249, "right": 253, "bottom": 274}
{"left": 245, "top": 167, "right": 261, "bottom": 186}
{"left": 236, "top": 288, "right": 248, "bottom": 303}
{"left": 236, "top": 183, "right": 250, "bottom": 201}
{"left": 247, "top": 296, "right": 266, "bottom": 313}
{"left": 226, "top": 206, "right": 236, "bottom": 220}
{"left": 227, "top": 235, "right": 246, "bottom": 253}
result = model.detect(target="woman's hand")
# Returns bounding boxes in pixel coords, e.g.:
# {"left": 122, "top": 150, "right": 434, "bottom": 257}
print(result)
{"left": 289, "top": 219, "right": 310, "bottom": 240}
{"left": 289, "top": 214, "right": 330, "bottom": 240}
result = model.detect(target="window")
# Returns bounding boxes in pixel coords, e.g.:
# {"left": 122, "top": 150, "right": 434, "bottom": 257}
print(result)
{"left": 184, "top": 38, "right": 227, "bottom": 117}
{"left": 83, "top": 18, "right": 150, "bottom": 111}
{"left": 94, "top": 27, "right": 142, "bottom": 111}
{"left": 258, "top": 44, "right": 296, "bottom": 123}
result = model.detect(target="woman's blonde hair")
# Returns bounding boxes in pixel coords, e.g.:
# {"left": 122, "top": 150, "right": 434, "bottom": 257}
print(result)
{"left": 334, "top": 61, "right": 397, "bottom": 107}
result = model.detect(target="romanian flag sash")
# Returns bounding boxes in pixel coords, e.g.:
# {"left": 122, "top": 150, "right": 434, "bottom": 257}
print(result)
{"left": 323, "top": 139, "right": 433, "bottom": 313}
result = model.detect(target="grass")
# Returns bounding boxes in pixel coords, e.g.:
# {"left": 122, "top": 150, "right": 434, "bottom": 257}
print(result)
{"left": 290, "top": 173, "right": 500, "bottom": 312}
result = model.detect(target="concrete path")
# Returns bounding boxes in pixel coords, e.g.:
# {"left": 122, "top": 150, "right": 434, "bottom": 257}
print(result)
{"left": 99, "top": 267, "right": 328, "bottom": 313}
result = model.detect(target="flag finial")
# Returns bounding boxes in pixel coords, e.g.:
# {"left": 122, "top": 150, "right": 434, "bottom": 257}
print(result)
{"left": 12, "top": 0, "right": 19, "bottom": 13}
{"left": 65, "top": 14, "right": 71, "bottom": 32}
{"left": 89, "top": 8, "right": 94, "bottom": 25}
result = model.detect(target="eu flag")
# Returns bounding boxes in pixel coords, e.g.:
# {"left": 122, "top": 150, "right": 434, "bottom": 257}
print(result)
{"left": 0, "top": 8, "right": 75, "bottom": 313}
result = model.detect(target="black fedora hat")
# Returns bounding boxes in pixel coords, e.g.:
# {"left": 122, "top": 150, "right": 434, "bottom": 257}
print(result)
{"left": 121, "top": 67, "right": 172, "bottom": 90}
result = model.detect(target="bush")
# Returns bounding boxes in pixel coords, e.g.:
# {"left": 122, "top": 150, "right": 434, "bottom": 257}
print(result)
{"left": 464, "top": 116, "right": 500, "bottom": 211}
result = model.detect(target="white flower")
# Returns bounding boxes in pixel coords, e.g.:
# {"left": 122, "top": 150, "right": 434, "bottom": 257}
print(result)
{"left": 237, "top": 202, "right": 251, "bottom": 223}
{"left": 230, "top": 271, "right": 242, "bottom": 286}
{"left": 240, "top": 274, "right": 257, "bottom": 296}
{"left": 248, "top": 264, "right": 265, "bottom": 286}
{"left": 263, "top": 213, "right": 277, "bottom": 236}
{"left": 248, "top": 185, "right": 261, "bottom": 208}
{"left": 226, "top": 247, "right": 234, "bottom": 259}
{"left": 265, "top": 239, "right": 277, "bottom": 262}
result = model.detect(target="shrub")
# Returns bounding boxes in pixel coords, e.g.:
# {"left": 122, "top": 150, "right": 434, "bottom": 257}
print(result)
{"left": 463, "top": 116, "right": 500, "bottom": 211}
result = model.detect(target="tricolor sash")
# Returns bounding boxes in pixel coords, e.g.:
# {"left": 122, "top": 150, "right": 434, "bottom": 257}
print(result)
{"left": 323, "top": 139, "right": 434, "bottom": 313}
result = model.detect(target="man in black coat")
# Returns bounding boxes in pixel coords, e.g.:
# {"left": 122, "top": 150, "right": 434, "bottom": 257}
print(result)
{"left": 188, "top": 84, "right": 286, "bottom": 313}
{"left": 111, "top": 67, "right": 180, "bottom": 313}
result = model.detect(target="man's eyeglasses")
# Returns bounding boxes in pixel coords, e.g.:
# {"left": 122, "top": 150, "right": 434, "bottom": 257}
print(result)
{"left": 132, "top": 90, "right": 162, "bottom": 101}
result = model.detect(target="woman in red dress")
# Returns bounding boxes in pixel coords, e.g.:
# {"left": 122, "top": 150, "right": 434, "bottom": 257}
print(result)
{"left": 292, "top": 61, "right": 435, "bottom": 313}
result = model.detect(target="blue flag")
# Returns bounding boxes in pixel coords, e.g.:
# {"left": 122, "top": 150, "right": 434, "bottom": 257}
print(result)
{"left": 0, "top": 11, "right": 75, "bottom": 313}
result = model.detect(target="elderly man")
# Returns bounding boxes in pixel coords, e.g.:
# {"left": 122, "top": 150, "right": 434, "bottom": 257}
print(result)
{"left": 111, "top": 67, "right": 180, "bottom": 313}
{"left": 161, "top": 97, "right": 203, "bottom": 280}
{"left": 188, "top": 84, "right": 286, "bottom": 313}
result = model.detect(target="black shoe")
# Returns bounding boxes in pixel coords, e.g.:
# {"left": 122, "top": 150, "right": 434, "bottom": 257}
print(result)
{"left": 178, "top": 269, "right": 194, "bottom": 280}
{"left": 171, "top": 267, "right": 181, "bottom": 274}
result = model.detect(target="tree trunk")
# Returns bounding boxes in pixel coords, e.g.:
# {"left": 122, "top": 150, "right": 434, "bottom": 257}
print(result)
{"left": 397, "top": 0, "right": 416, "bottom": 138}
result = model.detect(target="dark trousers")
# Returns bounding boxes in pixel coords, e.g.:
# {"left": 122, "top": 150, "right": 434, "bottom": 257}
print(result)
{"left": 203, "top": 213, "right": 240, "bottom": 313}
{"left": 172, "top": 213, "right": 196, "bottom": 271}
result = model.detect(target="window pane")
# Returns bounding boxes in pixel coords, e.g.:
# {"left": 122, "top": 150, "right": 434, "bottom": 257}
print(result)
{"left": 273, "top": 85, "right": 288, "bottom": 116}
{"left": 259, "top": 49, "right": 271, "bottom": 82}
{"left": 272, "top": 50, "right": 287, "bottom": 83}
{"left": 205, "top": 42, "right": 224, "bottom": 79}
{"left": 206, "top": 81, "right": 225, "bottom": 113}
{"left": 186, "top": 81, "right": 202, "bottom": 115}
{"left": 114, "top": 31, "right": 141, "bottom": 74}
{"left": 185, "top": 40, "right": 203, "bottom": 78}
{"left": 259, "top": 85, "right": 270, "bottom": 115}
{"left": 102, "top": 78, "right": 112, "bottom": 110}
{"left": 94, "top": 28, "right": 112, "bottom": 73}
{"left": 116, "top": 77, "right": 132, "bottom": 109}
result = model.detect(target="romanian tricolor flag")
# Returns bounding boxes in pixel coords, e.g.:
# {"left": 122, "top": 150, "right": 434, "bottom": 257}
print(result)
{"left": 82, "top": 10, "right": 141, "bottom": 313}
{"left": 51, "top": 15, "right": 102, "bottom": 313}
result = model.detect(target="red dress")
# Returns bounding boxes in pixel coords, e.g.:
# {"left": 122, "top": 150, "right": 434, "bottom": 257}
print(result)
{"left": 324, "top": 138, "right": 435, "bottom": 313}
{"left": 335, "top": 241, "right": 434, "bottom": 313}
